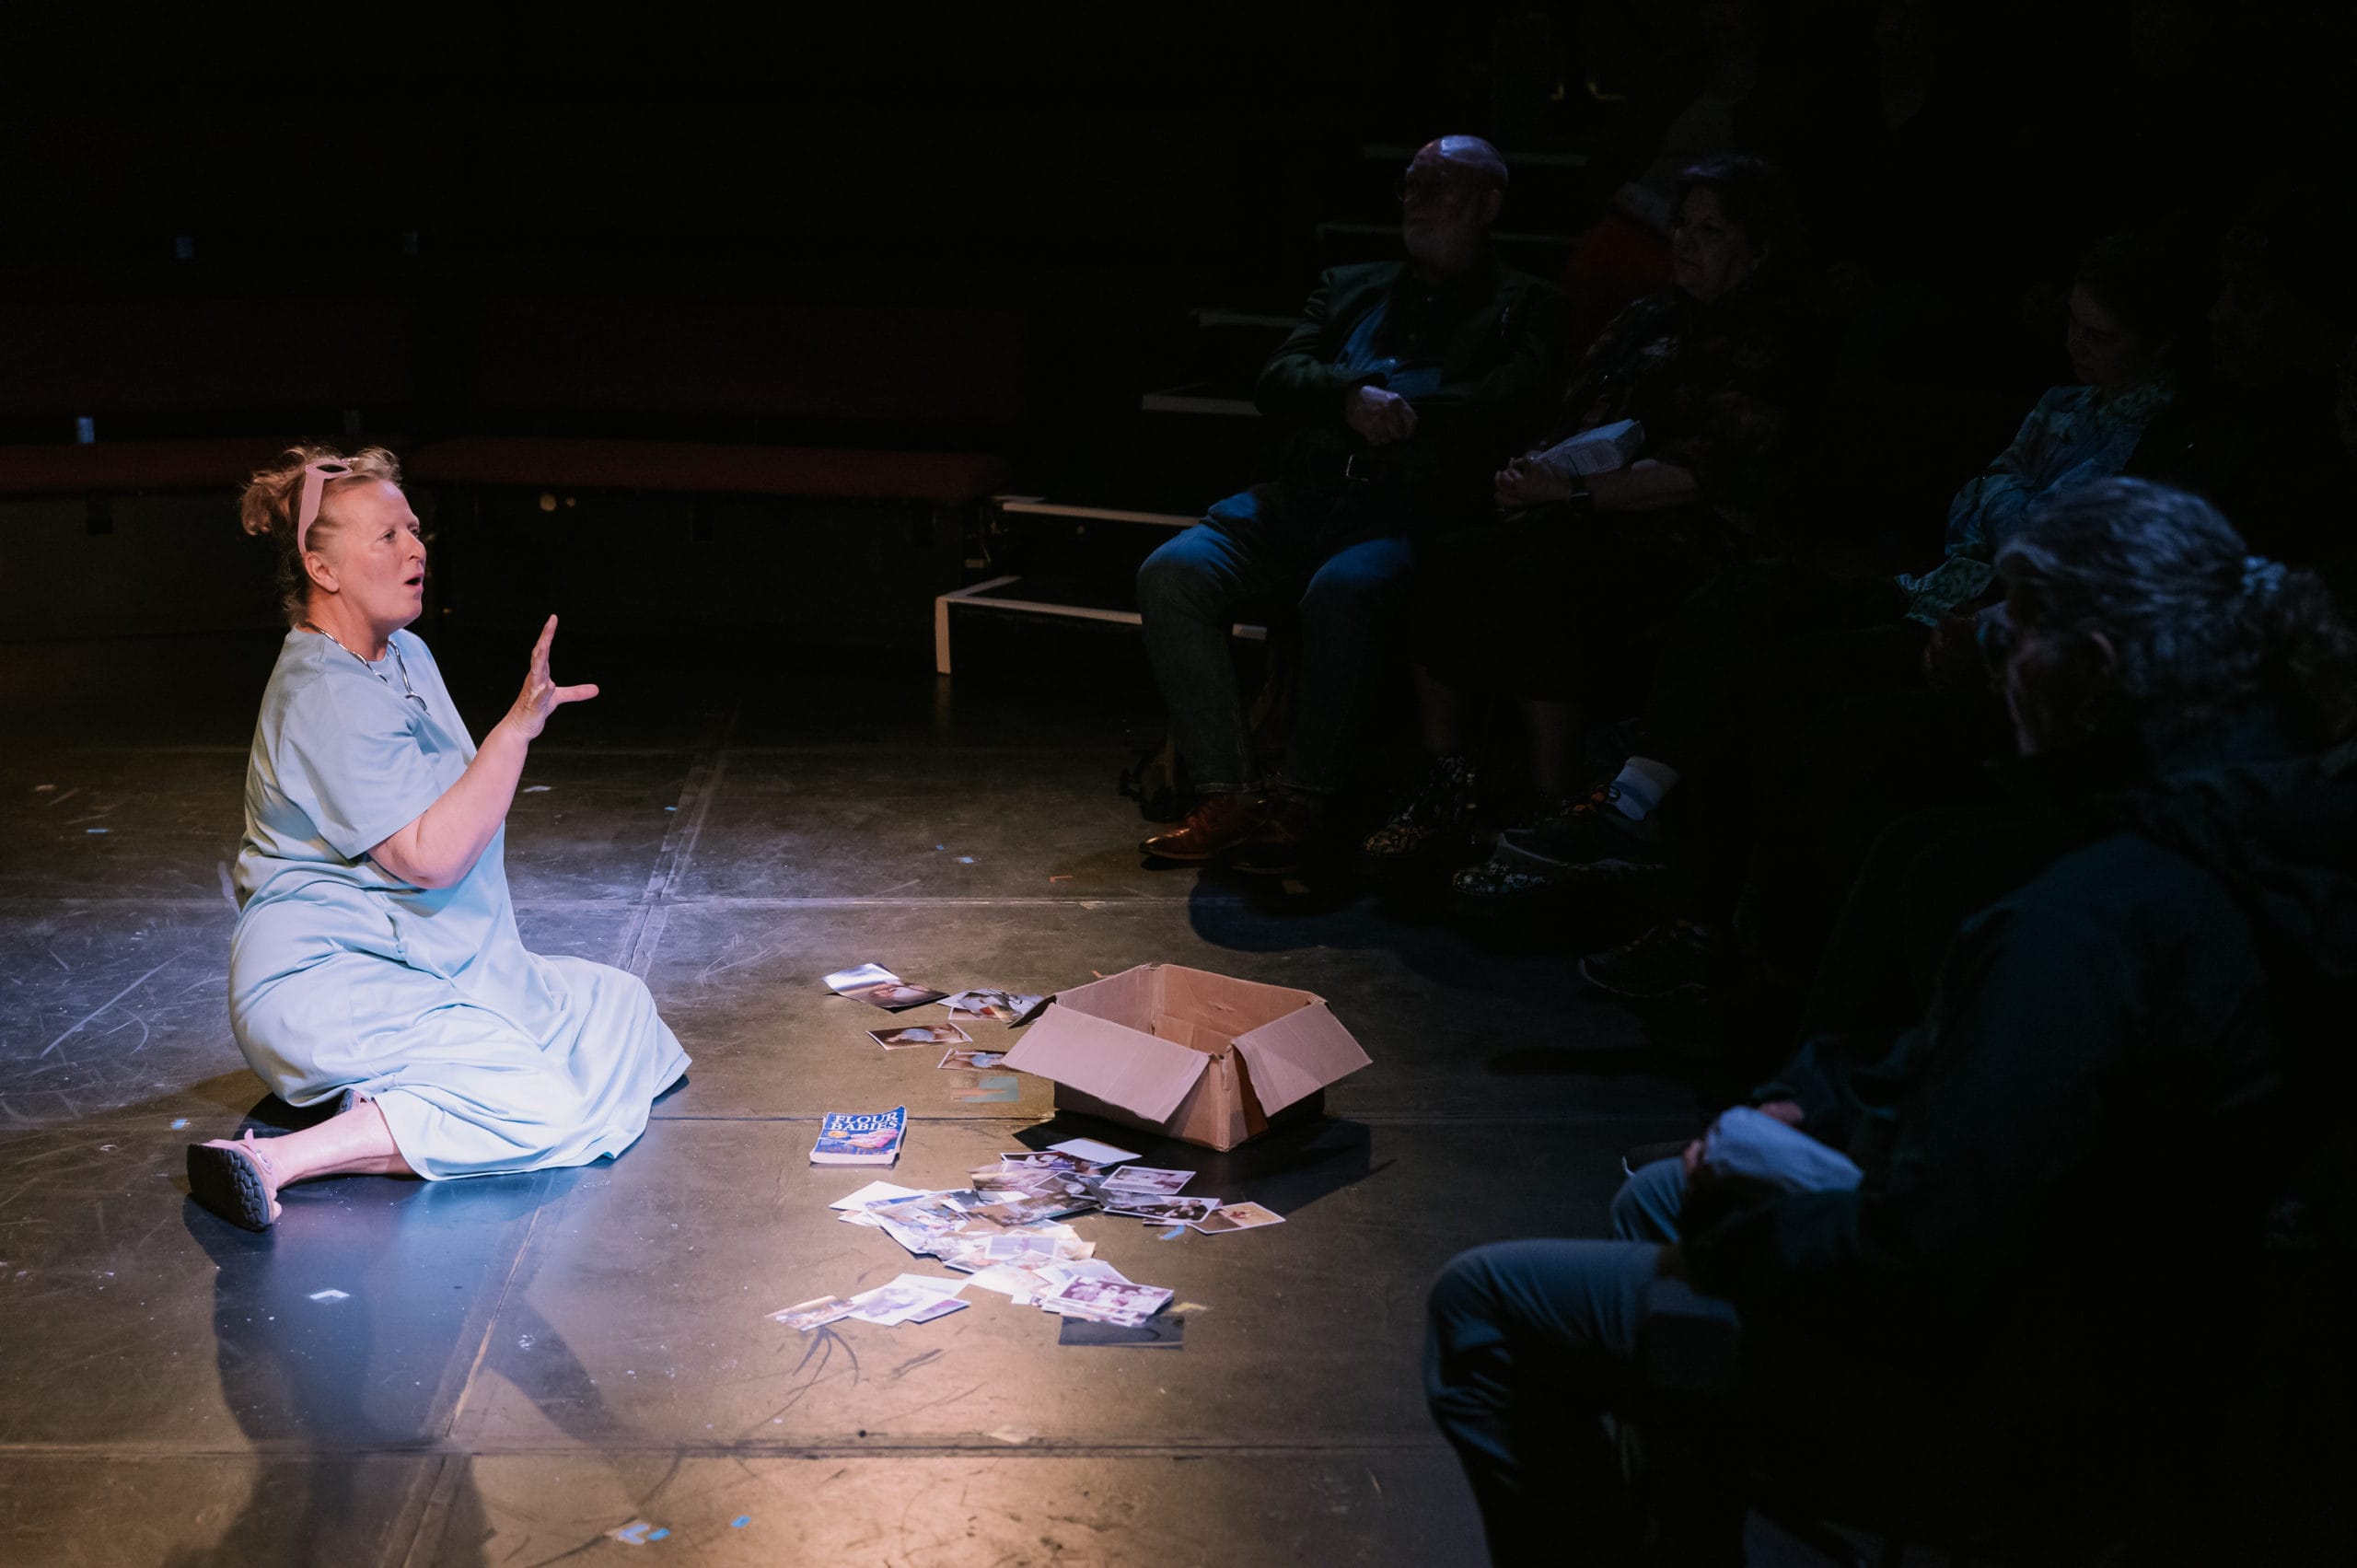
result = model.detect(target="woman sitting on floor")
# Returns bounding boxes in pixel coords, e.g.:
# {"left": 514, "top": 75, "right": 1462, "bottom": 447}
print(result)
{"left": 185, "top": 447, "right": 689, "bottom": 1231}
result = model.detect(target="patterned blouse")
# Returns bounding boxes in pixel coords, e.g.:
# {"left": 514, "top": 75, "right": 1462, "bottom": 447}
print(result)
{"left": 1538, "top": 278, "right": 1818, "bottom": 528}
{"left": 1898, "top": 377, "right": 2177, "bottom": 625}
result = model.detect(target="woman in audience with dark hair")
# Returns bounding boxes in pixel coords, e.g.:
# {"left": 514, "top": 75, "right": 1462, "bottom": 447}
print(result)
{"left": 1503, "top": 228, "right": 2207, "bottom": 993}
{"left": 1426, "top": 476, "right": 2357, "bottom": 1565}
{"left": 1359, "top": 155, "right": 1820, "bottom": 886}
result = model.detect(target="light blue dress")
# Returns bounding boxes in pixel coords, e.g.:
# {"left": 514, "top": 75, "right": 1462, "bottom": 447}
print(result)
{"left": 227, "top": 628, "right": 689, "bottom": 1179}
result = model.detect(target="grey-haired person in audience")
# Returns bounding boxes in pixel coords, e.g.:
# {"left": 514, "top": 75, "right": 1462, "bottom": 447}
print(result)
{"left": 1426, "top": 478, "right": 2357, "bottom": 1564}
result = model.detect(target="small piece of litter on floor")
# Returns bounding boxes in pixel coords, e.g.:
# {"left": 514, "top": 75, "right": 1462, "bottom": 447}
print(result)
{"left": 169, "top": 1118, "right": 189, "bottom": 1130}
{"left": 957, "top": 855, "right": 975, "bottom": 865}
{"left": 605, "top": 1520, "right": 663, "bottom": 1546}
{"left": 308, "top": 1289, "right": 349, "bottom": 1303}
{"left": 86, "top": 829, "right": 110, "bottom": 835}
{"left": 1167, "top": 1301, "right": 1211, "bottom": 1315}
{"left": 1048, "top": 874, "right": 1073, "bottom": 882}
{"left": 731, "top": 1516, "right": 751, "bottom": 1529}
{"left": 34, "top": 784, "right": 54, "bottom": 791}
{"left": 664, "top": 806, "right": 677, "bottom": 812}
{"left": 985, "top": 1427, "right": 1033, "bottom": 1446}
{"left": 98, "top": 1144, "right": 116, "bottom": 1153}
{"left": 521, "top": 784, "right": 552, "bottom": 793}
{"left": 1159, "top": 1225, "right": 1188, "bottom": 1240}
{"left": 933, "top": 844, "right": 945, "bottom": 851}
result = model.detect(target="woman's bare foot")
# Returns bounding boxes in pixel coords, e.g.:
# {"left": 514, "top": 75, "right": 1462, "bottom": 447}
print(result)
{"left": 187, "top": 1131, "right": 285, "bottom": 1231}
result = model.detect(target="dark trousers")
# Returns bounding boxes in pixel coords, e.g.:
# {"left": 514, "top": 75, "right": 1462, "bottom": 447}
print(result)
{"left": 1424, "top": 1161, "right": 1747, "bottom": 1567}
{"left": 1136, "top": 482, "right": 1419, "bottom": 795}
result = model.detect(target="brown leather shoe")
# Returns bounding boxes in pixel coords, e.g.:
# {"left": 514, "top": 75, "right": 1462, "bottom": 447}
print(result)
{"left": 1140, "top": 792, "right": 1263, "bottom": 861}
{"left": 1227, "top": 792, "right": 1325, "bottom": 876}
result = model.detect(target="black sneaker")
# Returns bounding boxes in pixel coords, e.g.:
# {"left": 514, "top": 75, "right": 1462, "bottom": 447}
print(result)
{"left": 1356, "top": 756, "right": 1478, "bottom": 877}
{"left": 1496, "top": 784, "right": 1669, "bottom": 873}
{"left": 1578, "top": 920, "right": 1718, "bottom": 1000}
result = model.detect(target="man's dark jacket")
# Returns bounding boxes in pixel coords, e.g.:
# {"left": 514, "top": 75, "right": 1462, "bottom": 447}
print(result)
{"left": 1254, "top": 257, "right": 1564, "bottom": 518}
{"left": 1690, "top": 713, "right": 2357, "bottom": 1360}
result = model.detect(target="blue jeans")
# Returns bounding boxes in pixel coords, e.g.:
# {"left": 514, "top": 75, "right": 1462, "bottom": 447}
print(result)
{"left": 1611, "top": 1156, "right": 1687, "bottom": 1243}
{"left": 1135, "top": 483, "right": 1418, "bottom": 795}
{"left": 1425, "top": 1162, "right": 1732, "bottom": 1566}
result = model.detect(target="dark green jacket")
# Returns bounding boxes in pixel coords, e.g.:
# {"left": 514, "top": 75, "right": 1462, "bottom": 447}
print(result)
{"left": 1689, "top": 715, "right": 2353, "bottom": 1361}
{"left": 1255, "top": 257, "right": 1564, "bottom": 510}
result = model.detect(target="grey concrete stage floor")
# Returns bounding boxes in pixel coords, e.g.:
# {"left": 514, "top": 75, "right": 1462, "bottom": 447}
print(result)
{"left": 0, "top": 629, "right": 1852, "bottom": 1567}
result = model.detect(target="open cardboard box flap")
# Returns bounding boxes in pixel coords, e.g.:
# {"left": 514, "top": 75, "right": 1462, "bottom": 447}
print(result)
{"left": 996, "top": 993, "right": 1211, "bottom": 1125}
{"left": 1234, "top": 1004, "right": 1373, "bottom": 1115}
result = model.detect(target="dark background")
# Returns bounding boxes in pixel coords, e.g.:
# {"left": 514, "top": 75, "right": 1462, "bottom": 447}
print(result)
{"left": 2, "top": 1, "right": 2344, "bottom": 645}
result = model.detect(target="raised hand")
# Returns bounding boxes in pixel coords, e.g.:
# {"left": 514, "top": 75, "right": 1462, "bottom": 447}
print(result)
{"left": 507, "top": 615, "right": 598, "bottom": 740}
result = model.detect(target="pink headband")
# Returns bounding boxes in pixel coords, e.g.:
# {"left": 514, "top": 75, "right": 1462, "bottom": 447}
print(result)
{"left": 295, "top": 459, "right": 354, "bottom": 556}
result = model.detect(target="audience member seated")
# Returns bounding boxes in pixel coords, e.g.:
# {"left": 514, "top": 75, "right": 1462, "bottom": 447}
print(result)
{"left": 1425, "top": 478, "right": 2357, "bottom": 1565}
{"left": 1358, "top": 156, "right": 1817, "bottom": 894}
{"left": 2129, "top": 178, "right": 2356, "bottom": 601}
{"left": 1532, "top": 230, "right": 2204, "bottom": 988}
{"left": 1132, "top": 135, "right": 1564, "bottom": 875}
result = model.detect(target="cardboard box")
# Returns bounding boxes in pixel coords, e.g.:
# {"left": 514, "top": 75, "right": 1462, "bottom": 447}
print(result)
{"left": 997, "top": 963, "right": 1371, "bottom": 1152}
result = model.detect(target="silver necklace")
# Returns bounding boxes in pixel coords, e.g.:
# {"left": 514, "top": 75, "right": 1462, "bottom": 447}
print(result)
{"left": 300, "top": 622, "right": 427, "bottom": 706}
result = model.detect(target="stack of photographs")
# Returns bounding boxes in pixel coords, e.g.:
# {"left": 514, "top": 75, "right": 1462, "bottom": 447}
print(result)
{"left": 770, "top": 1150, "right": 1284, "bottom": 1336}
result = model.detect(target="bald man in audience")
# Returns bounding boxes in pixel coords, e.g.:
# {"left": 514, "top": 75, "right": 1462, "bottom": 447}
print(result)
{"left": 1135, "top": 135, "right": 1564, "bottom": 875}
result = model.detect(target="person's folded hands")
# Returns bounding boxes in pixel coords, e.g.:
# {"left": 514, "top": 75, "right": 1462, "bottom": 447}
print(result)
{"left": 1345, "top": 384, "right": 1418, "bottom": 445}
{"left": 1493, "top": 455, "right": 1574, "bottom": 510}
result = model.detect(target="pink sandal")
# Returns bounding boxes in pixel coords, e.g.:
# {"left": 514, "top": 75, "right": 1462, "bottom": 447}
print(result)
{"left": 186, "top": 1132, "right": 281, "bottom": 1232}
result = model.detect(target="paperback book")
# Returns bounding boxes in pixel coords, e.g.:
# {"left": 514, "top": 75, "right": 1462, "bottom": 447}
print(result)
{"left": 809, "top": 1106, "right": 909, "bottom": 1166}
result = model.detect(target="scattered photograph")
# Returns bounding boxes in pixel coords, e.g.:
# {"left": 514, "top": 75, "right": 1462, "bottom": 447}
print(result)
{"left": 852, "top": 980, "right": 948, "bottom": 1011}
{"left": 1100, "top": 1166, "right": 1193, "bottom": 1196}
{"left": 821, "top": 962, "right": 900, "bottom": 993}
{"left": 829, "top": 1179, "right": 924, "bottom": 1214}
{"left": 868, "top": 1022, "right": 971, "bottom": 1049}
{"left": 823, "top": 962, "right": 947, "bottom": 1011}
{"left": 936, "top": 1047, "right": 1007, "bottom": 1070}
{"left": 901, "top": 1295, "right": 970, "bottom": 1325}
{"left": 844, "top": 1275, "right": 965, "bottom": 1326}
{"left": 768, "top": 1295, "right": 855, "bottom": 1331}
{"left": 994, "top": 1151, "right": 1104, "bottom": 1176}
{"left": 943, "top": 988, "right": 1046, "bottom": 1023}
{"left": 976, "top": 1192, "right": 1095, "bottom": 1225}
{"left": 1107, "top": 1195, "right": 1219, "bottom": 1224}
{"left": 1190, "top": 1200, "right": 1285, "bottom": 1234}
{"left": 1047, "top": 1276, "right": 1173, "bottom": 1327}
{"left": 1047, "top": 1137, "right": 1138, "bottom": 1165}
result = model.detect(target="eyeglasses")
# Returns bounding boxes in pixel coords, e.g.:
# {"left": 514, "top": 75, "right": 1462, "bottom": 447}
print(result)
{"left": 295, "top": 460, "right": 354, "bottom": 556}
{"left": 1396, "top": 173, "right": 1496, "bottom": 205}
